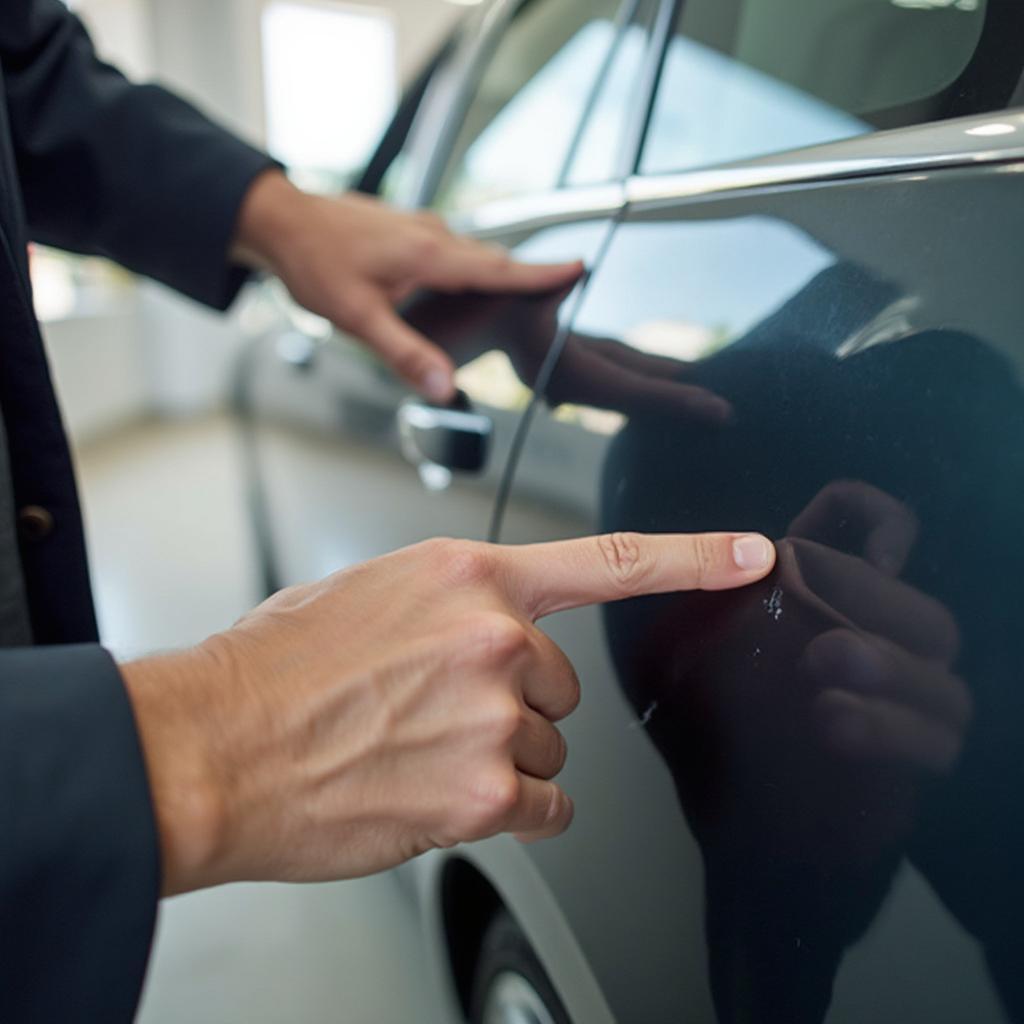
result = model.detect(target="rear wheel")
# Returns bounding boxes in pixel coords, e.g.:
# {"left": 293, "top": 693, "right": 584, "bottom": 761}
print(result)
{"left": 469, "top": 910, "right": 571, "bottom": 1024}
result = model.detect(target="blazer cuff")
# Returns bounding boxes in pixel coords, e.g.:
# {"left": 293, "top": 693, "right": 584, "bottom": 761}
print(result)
{"left": 0, "top": 644, "right": 160, "bottom": 1022}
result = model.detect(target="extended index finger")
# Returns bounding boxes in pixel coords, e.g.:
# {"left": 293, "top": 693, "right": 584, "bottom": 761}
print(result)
{"left": 429, "top": 239, "right": 585, "bottom": 294}
{"left": 495, "top": 532, "right": 776, "bottom": 621}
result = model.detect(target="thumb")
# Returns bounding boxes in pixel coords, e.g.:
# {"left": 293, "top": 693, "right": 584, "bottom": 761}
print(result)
{"left": 356, "top": 301, "right": 457, "bottom": 403}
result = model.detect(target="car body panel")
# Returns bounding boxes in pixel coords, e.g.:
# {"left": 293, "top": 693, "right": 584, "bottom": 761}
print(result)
{"left": 496, "top": 154, "right": 1024, "bottom": 1022}
{"left": 243, "top": 0, "right": 1024, "bottom": 1018}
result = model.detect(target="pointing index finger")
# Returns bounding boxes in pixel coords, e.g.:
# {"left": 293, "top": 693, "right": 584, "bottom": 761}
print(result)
{"left": 444, "top": 242, "right": 585, "bottom": 293}
{"left": 495, "top": 532, "right": 776, "bottom": 621}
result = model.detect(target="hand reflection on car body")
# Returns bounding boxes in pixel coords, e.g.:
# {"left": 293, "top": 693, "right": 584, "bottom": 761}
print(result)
{"left": 402, "top": 286, "right": 733, "bottom": 423}
{"left": 600, "top": 485, "right": 968, "bottom": 1022}
{"left": 589, "top": 272, "right": 1024, "bottom": 1021}
{"left": 407, "top": 270, "right": 1024, "bottom": 1020}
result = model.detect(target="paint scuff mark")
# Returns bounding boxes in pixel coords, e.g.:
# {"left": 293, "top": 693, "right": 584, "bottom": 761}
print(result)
{"left": 764, "top": 586, "right": 784, "bottom": 621}
{"left": 630, "top": 700, "right": 659, "bottom": 730}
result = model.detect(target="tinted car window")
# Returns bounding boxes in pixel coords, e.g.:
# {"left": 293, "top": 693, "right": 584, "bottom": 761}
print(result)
{"left": 641, "top": 0, "right": 1013, "bottom": 176}
{"left": 434, "top": 0, "right": 624, "bottom": 214}
{"left": 563, "top": 0, "right": 659, "bottom": 187}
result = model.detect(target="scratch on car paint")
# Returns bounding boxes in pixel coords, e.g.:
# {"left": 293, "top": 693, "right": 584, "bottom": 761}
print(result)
{"left": 631, "top": 701, "right": 659, "bottom": 730}
{"left": 764, "top": 586, "right": 784, "bottom": 621}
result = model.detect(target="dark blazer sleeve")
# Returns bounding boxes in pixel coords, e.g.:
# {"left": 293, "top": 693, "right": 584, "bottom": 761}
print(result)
{"left": 0, "top": 0, "right": 278, "bottom": 310}
{"left": 0, "top": 644, "right": 159, "bottom": 1023}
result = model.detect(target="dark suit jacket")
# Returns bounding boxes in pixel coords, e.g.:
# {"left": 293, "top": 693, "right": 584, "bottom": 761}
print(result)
{"left": 0, "top": 2, "right": 275, "bottom": 1018}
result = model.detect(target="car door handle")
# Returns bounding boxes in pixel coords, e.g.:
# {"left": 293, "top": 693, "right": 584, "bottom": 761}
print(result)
{"left": 398, "top": 391, "right": 493, "bottom": 475}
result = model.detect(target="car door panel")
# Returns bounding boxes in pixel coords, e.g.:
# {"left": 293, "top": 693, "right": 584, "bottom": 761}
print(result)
{"left": 495, "top": 159, "right": 1024, "bottom": 1022}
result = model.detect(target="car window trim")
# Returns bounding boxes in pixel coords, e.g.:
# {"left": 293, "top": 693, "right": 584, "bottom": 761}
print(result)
{"left": 418, "top": 0, "right": 651, "bottom": 211}
{"left": 354, "top": 28, "right": 463, "bottom": 197}
{"left": 449, "top": 182, "right": 627, "bottom": 240}
{"left": 619, "top": 0, "right": 680, "bottom": 180}
{"left": 413, "top": 0, "right": 520, "bottom": 208}
{"left": 555, "top": 0, "right": 643, "bottom": 189}
{"left": 625, "top": 107, "right": 1024, "bottom": 209}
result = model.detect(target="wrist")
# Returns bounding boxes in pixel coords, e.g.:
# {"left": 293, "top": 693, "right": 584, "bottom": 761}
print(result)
{"left": 232, "top": 168, "right": 312, "bottom": 273}
{"left": 120, "top": 647, "right": 232, "bottom": 897}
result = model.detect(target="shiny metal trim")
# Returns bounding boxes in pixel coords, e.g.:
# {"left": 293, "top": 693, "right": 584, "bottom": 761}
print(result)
{"left": 626, "top": 109, "right": 1024, "bottom": 207}
{"left": 450, "top": 184, "right": 626, "bottom": 237}
{"left": 398, "top": 401, "right": 494, "bottom": 439}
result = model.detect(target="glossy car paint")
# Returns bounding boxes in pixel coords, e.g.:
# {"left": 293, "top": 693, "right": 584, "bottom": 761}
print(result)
{"left": 244, "top": 0, "right": 1024, "bottom": 1019}
{"left": 493, "top": 147, "right": 1024, "bottom": 1022}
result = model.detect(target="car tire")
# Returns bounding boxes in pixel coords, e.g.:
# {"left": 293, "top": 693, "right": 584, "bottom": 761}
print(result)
{"left": 469, "top": 910, "right": 572, "bottom": 1024}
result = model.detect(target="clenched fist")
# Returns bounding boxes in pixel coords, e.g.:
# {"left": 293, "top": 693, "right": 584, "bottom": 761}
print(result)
{"left": 121, "top": 532, "right": 775, "bottom": 896}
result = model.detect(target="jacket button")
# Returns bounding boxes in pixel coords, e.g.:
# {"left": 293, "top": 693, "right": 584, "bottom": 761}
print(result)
{"left": 18, "top": 505, "right": 55, "bottom": 541}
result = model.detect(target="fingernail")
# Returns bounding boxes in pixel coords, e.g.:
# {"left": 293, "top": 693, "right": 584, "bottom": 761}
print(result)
{"left": 733, "top": 535, "right": 773, "bottom": 571}
{"left": 423, "top": 370, "right": 453, "bottom": 403}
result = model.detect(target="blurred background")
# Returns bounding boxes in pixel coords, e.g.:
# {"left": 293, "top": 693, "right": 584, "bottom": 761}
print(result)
{"left": 42, "top": 1, "right": 472, "bottom": 1020}
{"left": 43, "top": 0, "right": 463, "bottom": 448}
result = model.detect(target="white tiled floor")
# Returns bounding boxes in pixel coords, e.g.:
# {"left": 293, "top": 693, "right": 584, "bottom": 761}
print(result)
{"left": 75, "top": 415, "right": 447, "bottom": 1024}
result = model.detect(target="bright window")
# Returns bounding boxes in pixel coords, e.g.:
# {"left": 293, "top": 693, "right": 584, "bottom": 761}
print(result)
{"left": 262, "top": 1, "right": 398, "bottom": 189}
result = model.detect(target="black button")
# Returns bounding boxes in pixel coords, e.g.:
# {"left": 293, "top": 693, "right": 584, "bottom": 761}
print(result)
{"left": 18, "top": 505, "right": 55, "bottom": 541}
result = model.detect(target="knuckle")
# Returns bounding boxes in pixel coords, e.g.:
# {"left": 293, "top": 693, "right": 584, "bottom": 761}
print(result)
{"left": 464, "top": 612, "right": 530, "bottom": 666}
{"left": 560, "top": 670, "right": 582, "bottom": 718}
{"left": 596, "top": 532, "right": 650, "bottom": 592}
{"left": 438, "top": 541, "right": 494, "bottom": 589}
{"left": 479, "top": 694, "right": 523, "bottom": 744}
{"left": 465, "top": 771, "right": 520, "bottom": 836}
{"left": 412, "top": 231, "right": 443, "bottom": 265}
{"left": 692, "top": 533, "right": 718, "bottom": 589}
{"left": 543, "top": 787, "right": 572, "bottom": 833}
{"left": 337, "top": 292, "right": 377, "bottom": 334}
{"left": 389, "top": 343, "right": 432, "bottom": 382}
{"left": 548, "top": 728, "right": 568, "bottom": 775}
{"left": 412, "top": 536, "right": 456, "bottom": 568}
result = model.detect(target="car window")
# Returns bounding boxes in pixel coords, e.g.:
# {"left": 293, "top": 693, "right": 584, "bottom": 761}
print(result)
{"left": 562, "top": 0, "right": 659, "bottom": 188}
{"left": 433, "top": 0, "right": 625, "bottom": 214}
{"left": 356, "top": 26, "right": 465, "bottom": 202}
{"left": 641, "top": 0, "right": 1011, "bottom": 177}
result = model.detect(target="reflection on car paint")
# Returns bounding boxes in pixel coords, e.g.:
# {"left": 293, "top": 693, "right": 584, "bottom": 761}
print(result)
{"left": 419, "top": 174, "right": 1024, "bottom": 1020}
{"left": 587, "top": 263, "right": 1024, "bottom": 1021}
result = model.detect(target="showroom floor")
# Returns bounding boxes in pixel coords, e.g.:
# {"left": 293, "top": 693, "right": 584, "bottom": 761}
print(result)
{"left": 76, "top": 415, "right": 447, "bottom": 1024}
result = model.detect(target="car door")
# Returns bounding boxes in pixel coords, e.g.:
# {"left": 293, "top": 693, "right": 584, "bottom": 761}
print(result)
{"left": 490, "top": 0, "right": 1024, "bottom": 1021}
{"left": 242, "top": 0, "right": 654, "bottom": 590}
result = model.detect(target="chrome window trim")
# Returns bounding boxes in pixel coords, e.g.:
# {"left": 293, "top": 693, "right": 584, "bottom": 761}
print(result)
{"left": 417, "top": 0, "right": 649, "bottom": 213}
{"left": 448, "top": 183, "right": 627, "bottom": 239}
{"left": 556, "top": 0, "right": 643, "bottom": 188}
{"left": 626, "top": 109, "right": 1024, "bottom": 207}
{"left": 618, "top": 0, "right": 679, "bottom": 180}
{"left": 413, "top": 0, "right": 520, "bottom": 208}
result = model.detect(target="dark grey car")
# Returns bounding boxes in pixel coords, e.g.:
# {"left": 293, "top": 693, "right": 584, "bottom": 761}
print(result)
{"left": 240, "top": 1, "right": 1024, "bottom": 1020}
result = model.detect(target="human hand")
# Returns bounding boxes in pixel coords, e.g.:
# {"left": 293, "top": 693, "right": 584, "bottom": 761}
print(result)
{"left": 232, "top": 170, "right": 584, "bottom": 403}
{"left": 121, "top": 531, "right": 775, "bottom": 896}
